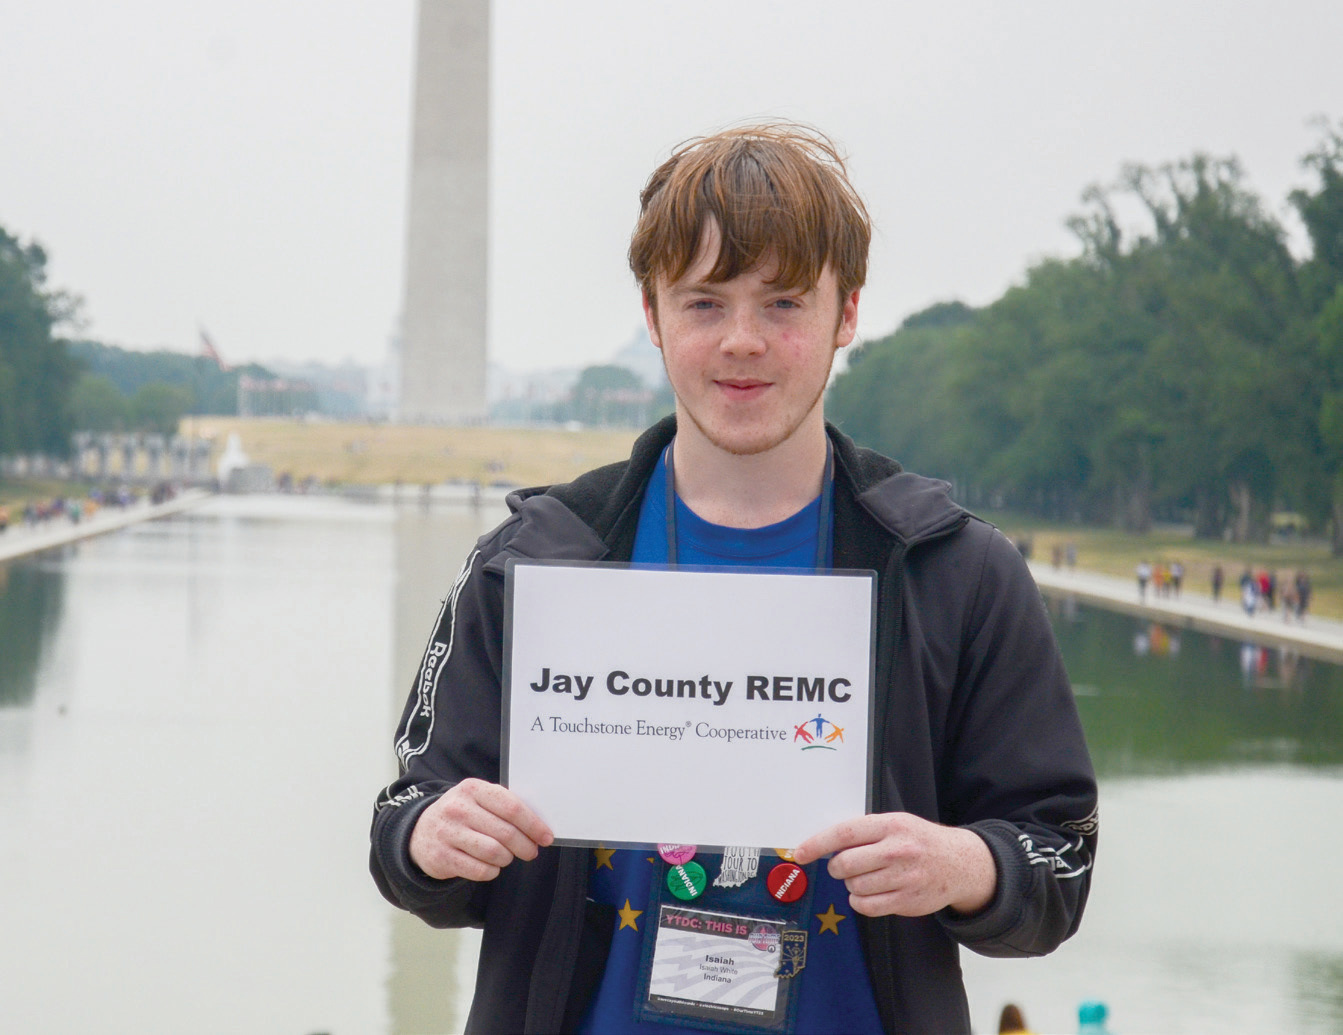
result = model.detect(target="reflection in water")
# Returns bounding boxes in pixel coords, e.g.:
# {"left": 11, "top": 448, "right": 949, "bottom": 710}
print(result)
{"left": 387, "top": 499, "right": 509, "bottom": 1033}
{"left": 1, "top": 512, "right": 1339, "bottom": 1032}
{"left": 1293, "top": 952, "right": 1343, "bottom": 1031}
{"left": 1046, "top": 597, "right": 1343, "bottom": 774}
{"left": 0, "top": 558, "right": 65, "bottom": 708}
{"left": 1132, "top": 622, "right": 1180, "bottom": 657}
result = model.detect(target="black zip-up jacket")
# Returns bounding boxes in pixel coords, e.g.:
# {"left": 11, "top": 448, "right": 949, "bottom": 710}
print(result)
{"left": 371, "top": 417, "right": 1098, "bottom": 1034}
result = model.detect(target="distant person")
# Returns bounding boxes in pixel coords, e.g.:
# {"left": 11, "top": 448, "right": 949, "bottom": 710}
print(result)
{"left": 0, "top": 504, "right": 8, "bottom": 534}
{"left": 1151, "top": 562, "right": 1166, "bottom": 598}
{"left": 999, "top": 1002, "right": 1037, "bottom": 1034}
{"left": 1256, "top": 568, "right": 1272, "bottom": 610}
{"left": 1295, "top": 570, "right": 1312, "bottom": 623}
{"left": 1240, "top": 567, "right": 1258, "bottom": 616}
{"left": 1170, "top": 559, "right": 1184, "bottom": 598}
{"left": 1211, "top": 563, "right": 1224, "bottom": 602}
{"left": 1266, "top": 569, "right": 1278, "bottom": 611}
{"left": 1078, "top": 999, "right": 1114, "bottom": 1033}
{"left": 1136, "top": 560, "right": 1152, "bottom": 602}
{"left": 1281, "top": 578, "right": 1299, "bottom": 624}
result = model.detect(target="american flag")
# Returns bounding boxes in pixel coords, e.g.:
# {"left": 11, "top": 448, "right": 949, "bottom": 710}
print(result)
{"left": 199, "top": 328, "right": 230, "bottom": 371}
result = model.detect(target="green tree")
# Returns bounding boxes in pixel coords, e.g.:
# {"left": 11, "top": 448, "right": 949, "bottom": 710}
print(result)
{"left": 131, "top": 383, "right": 193, "bottom": 436}
{"left": 67, "top": 340, "right": 271, "bottom": 416}
{"left": 1291, "top": 118, "right": 1343, "bottom": 310}
{"left": 70, "top": 372, "right": 130, "bottom": 431}
{"left": 0, "top": 226, "right": 80, "bottom": 456}
{"left": 1112, "top": 156, "right": 1308, "bottom": 539}
{"left": 1313, "top": 286, "right": 1343, "bottom": 552}
{"left": 1291, "top": 120, "right": 1343, "bottom": 552}
{"left": 568, "top": 364, "right": 650, "bottom": 427}
{"left": 831, "top": 150, "right": 1318, "bottom": 540}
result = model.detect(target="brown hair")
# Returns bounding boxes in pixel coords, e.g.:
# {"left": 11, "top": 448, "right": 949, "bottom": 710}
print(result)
{"left": 998, "top": 1003, "right": 1027, "bottom": 1033}
{"left": 629, "top": 122, "right": 871, "bottom": 310}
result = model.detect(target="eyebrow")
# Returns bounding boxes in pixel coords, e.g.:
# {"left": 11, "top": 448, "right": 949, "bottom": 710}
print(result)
{"left": 664, "top": 279, "right": 721, "bottom": 296}
{"left": 664, "top": 276, "right": 814, "bottom": 297}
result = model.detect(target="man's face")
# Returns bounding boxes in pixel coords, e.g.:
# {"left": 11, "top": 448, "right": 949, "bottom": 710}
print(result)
{"left": 643, "top": 223, "right": 859, "bottom": 458}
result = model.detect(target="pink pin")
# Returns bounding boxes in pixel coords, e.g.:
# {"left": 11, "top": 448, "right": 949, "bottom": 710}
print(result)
{"left": 657, "top": 844, "right": 697, "bottom": 866}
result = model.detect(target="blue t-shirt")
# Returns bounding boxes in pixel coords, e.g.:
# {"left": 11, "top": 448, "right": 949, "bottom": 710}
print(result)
{"left": 576, "top": 449, "right": 883, "bottom": 1034}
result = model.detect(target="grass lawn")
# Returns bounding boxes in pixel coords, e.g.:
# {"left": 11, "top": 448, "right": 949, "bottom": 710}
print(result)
{"left": 8, "top": 418, "right": 1343, "bottom": 622}
{"left": 0, "top": 477, "right": 96, "bottom": 514}
{"left": 983, "top": 509, "right": 1342, "bottom": 621}
{"left": 189, "top": 417, "right": 640, "bottom": 490}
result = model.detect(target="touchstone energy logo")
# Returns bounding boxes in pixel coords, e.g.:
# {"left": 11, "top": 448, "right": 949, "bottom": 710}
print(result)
{"left": 793, "top": 713, "right": 844, "bottom": 751}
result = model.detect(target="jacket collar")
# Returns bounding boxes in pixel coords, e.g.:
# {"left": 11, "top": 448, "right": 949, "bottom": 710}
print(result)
{"left": 510, "top": 414, "right": 968, "bottom": 555}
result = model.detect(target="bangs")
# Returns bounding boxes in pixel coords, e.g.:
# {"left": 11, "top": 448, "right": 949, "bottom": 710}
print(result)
{"left": 630, "top": 124, "right": 870, "bottom": 301}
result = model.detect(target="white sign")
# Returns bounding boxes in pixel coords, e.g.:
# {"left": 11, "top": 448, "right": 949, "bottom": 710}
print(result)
{"left": 502, "top": 561, "right": 874, "bottom": 849}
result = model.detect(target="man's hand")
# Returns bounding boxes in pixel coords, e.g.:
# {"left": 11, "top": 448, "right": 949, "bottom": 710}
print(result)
{"left": 792, "top": 812, "right": 996, "bottom": 918}
{"left": 409, "top": 778, "right": 554, "bottom": 882}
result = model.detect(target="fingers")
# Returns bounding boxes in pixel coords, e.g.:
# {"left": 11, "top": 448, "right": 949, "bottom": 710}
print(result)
{"left": 423, "top": 840, "right": 505, "bottom": 883}
{"left": 795, "top": 812, "right": 981, "bottom": 918}
{"left": 848, "top": 889, "right": 913, "bottom": 918}
{"left": 410, "top": 779, "right": 554, "bottom": 882}
{"left": 826, "top": 841, "right": 908, "bottom": 885}
{"left": 793, "top": 815, "right": 886, "bottom": 866}
{"left": 465, "top": 779, "right": 554, "bottom": 849}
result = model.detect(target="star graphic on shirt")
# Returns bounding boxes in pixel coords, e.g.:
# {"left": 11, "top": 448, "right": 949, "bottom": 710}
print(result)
{"left": 816, "top": 903, "right": 846, "bottom": 935}
{"left": 618, "top": 899, "right": 643, "bottom": 932}
{"left": 593, "top": 845, "right": 616, "bottom": 871}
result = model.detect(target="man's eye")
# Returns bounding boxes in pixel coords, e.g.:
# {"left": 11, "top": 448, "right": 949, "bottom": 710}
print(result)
{"left": 691, "top": 300, "right": 716, "bottom": 310}
{"left": 774, "top": 298, "right": 799, "bottom": 309}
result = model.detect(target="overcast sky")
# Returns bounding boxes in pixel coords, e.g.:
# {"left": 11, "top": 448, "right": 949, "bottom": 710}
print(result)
{"left": 3, "top": 1, "right": 1341, "bottom": 374}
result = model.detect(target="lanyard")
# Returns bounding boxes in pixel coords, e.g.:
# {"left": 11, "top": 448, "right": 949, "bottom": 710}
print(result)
{"left": 663, "top": 438, "right": 834, "bottom": 569}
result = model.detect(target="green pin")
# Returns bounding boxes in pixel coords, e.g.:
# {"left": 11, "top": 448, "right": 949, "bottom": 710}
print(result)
{"left": 667, "top": 861, "right": 707, "bottom": 901}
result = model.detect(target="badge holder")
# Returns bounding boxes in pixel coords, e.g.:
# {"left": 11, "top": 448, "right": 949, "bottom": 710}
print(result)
{"left": 633, "top": 855, "right": 816, "bottom": 1034}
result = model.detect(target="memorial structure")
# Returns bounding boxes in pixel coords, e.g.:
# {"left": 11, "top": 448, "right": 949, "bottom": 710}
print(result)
{"left": 396, "top": 0, "right": 490, "bottom": 423}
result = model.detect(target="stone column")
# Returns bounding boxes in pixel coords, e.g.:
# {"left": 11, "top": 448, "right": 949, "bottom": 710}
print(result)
{"left": 71, "top": 432, "right": 93, "bottom": 478}
{"left": 144, "top": 434, "right": 166, "bottom": 479}
{"left": 96, "top": 434, "right": 113, "bottom": 480}
{"left": 169, "top": 436, "right": 188, "bottom": 479}
{"left": 192, "top": 438, "right": 214, "bottom": 483}
{"left": 396, "top": 0, "right": 490, "bottom": 424}
{"left": 120, "top": 435, "right": 139, "bottom": 480}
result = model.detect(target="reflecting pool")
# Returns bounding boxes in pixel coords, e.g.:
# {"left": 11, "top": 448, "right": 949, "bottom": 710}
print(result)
{"left": 0, "top": 499, "right": 1339, "bottom": 1033}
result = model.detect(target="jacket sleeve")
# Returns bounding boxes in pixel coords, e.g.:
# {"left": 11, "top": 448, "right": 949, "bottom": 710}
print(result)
{"left": 368, "top": 533, "right": 512, "bottom": 929}
{"left": 935, "top": 526, "right": 1099, "bottom": 957}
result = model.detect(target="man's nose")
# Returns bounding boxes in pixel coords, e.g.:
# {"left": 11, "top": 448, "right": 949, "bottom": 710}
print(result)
{"left": 720, "top": 308, "right": 767, "bottom": 355}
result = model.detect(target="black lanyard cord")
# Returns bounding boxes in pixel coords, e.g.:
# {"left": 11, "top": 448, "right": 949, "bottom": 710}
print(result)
{"left": 663, "top": 439, "right": 834, "bottom": 570}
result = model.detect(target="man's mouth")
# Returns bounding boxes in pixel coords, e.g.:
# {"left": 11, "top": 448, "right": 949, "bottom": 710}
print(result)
{"left": 715, "top": 378, "right": 771, "bottom": 394}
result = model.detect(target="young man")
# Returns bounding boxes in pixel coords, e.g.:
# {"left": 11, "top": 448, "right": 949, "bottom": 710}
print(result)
{"left": 370, "top": 124, "right": 1098, "bottom": 1034}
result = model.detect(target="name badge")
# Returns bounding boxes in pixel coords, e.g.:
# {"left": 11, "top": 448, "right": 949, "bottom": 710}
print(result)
{"left": 638, "top": 904, "right": 806, "bottom": 1032}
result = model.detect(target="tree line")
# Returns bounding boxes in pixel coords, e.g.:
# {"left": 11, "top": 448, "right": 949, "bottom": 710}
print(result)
{"left": 828, "top": 120, "right": 1343, "bottom": 551}
{"left": 67, "top": 340, "right": 276, "bottom": 435}
{"left": 1, "top": 222, "right": 283, "bottom": 451}
{"left": 0, "top": 228, "right": 78, "bottom": 456}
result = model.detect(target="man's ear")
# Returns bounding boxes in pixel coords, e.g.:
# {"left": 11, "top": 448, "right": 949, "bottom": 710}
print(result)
{"left": 642, "top": 291, "right": 662, "bottom": 349}
{"left": 834, "top": 289, "right": 860, "bottom": 350}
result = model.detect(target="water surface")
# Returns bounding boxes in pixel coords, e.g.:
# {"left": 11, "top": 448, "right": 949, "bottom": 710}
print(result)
{"left": 1, "top": 500, "right": 1340, "bottom": 1033}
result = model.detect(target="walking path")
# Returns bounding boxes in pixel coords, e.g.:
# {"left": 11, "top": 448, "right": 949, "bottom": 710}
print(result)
{"left": 0, "top": 489, "right": 214, "bottom": 564}
{"left": 1029, "top": 561, "right": 1343, "bottom": 664}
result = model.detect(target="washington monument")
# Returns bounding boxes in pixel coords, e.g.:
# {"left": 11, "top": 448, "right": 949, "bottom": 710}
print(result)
{"left": 397, "top": 0, "right": 489, "bottom": 423}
